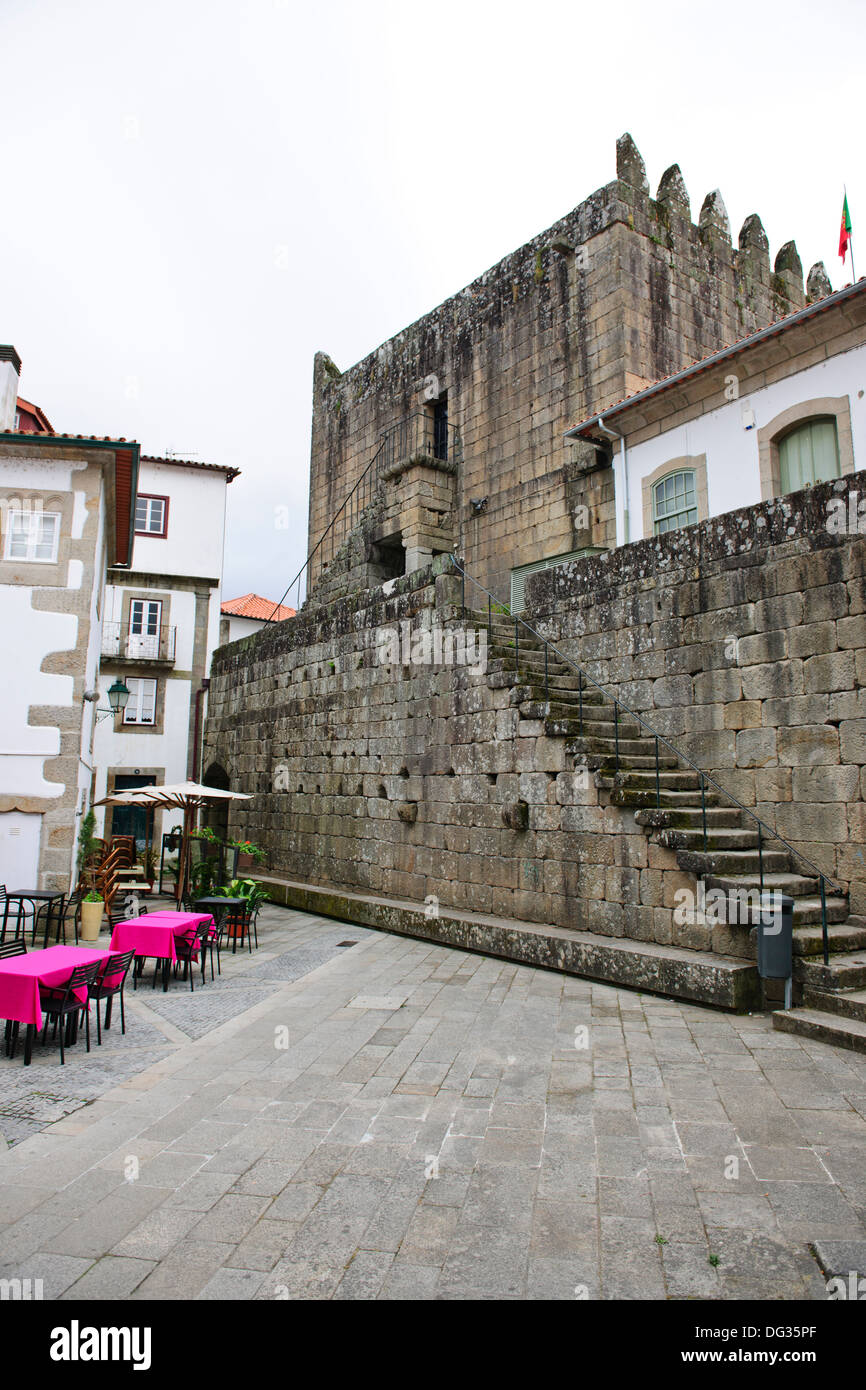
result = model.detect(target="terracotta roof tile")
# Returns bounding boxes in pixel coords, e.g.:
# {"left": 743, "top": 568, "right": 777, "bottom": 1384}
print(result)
{"left": 221, "top": 593, "right": 296, "bottom": 622}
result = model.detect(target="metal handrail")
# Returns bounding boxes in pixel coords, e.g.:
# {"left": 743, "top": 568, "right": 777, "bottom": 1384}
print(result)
{"left": 451, "top": 554, "right": 839, "bottom": 963}
{"left": 266, "top": 439, "right": 388, "bottom": 622}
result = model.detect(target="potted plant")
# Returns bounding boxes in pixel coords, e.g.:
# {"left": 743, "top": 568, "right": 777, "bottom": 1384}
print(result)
{"left": 190, "top": 857, "right": 218, "bottom": 898}
{"left": 230, "top": 839, "right": 267, "bottom": 873}
{"left": 215, "top": 878, "right": 270, "bottom": 942}
{"left": 76, "top": 808, "right": 102, "bottom": 891}
{"left": 80, "top": 890, "right": 104, "bottom": 942}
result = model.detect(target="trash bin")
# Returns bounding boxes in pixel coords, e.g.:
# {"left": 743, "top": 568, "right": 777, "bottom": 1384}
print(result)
{"left": 756, "top": 893, "right": 794, "bottom": 978}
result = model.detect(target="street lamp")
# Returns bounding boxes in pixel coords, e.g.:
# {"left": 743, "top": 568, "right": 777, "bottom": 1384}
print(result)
{"left": 93, "top": 678, "right": 130, "bottom": 723}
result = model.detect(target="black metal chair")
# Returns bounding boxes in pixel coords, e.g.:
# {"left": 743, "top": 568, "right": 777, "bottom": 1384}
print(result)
{"left": 56, "top": 890, "right": 84, "bottom": 945}
{"left": 1, "top": 938, "right": 27, "bottom": 1058}
{"left": 173, "top": 922, "right": 208, "bottom": 991}
{"left": 30, "top": 895, "right": 66, "bottom": 947}
{"left": 38, "top": 961, "right": 101, "bottom": 1064}
{"left": 219, "top": 904, "right": 253, "bottom": 955}
{"left": 90, "top": 950, "right": 136, "bottom": 1044}
{"left": 199, "top": 916, "right": 221, "bottom": 982}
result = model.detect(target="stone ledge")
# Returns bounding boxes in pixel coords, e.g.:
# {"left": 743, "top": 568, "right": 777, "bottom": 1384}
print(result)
{"left": 253, "top": 875, "right": 760, "bottom": 1011}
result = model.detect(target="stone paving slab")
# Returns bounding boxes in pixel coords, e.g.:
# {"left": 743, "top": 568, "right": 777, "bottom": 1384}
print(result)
{"left": 0, "top": 902, "right": 865, "bottom": 1300}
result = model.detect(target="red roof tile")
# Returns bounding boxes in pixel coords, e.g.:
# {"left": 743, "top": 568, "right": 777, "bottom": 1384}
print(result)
{"left": 221, "top": 593, "right": 296, "bottom": 622}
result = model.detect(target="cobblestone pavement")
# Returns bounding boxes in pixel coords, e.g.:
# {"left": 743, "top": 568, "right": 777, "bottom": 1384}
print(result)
{"left": 0, "top": 903, "right": 864, "bottom": 1301}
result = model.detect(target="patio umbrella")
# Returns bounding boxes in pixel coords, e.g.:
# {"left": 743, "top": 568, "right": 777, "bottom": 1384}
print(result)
{"left": 95, "top": 781, "right": 252, "bottom": 903}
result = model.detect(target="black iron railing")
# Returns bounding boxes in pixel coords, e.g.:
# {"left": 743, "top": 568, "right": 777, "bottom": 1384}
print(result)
{"left": 101, "top": 622, "right": 176, "bottom": 662}
{"left": 452, "top": 554, "right": 839, "bottom": 965}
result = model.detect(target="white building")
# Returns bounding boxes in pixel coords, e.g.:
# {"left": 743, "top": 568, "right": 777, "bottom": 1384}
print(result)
{"left": 219, "top": 592, "right": 295, "bottom": 644}
{"left": 0, "top": 345, "right": 139, "bottom": 891}
{"left": 92, "top": 455, "right": 238, "bottom": 853}
{"left": 566, "top": 279, "right": 866, "bottom": 547}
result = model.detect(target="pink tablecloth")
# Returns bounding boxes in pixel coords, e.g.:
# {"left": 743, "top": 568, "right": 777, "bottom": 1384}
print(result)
{"left": 110, "top": 913, "right": 213, "bottom": 962}
{"left": 0, "top": 946, "right": 112, "bottom": 1030}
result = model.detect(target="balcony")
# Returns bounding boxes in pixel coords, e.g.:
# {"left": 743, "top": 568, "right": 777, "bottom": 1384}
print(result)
{"left": 101, "top": 622, "right": 176, "bottom": 664}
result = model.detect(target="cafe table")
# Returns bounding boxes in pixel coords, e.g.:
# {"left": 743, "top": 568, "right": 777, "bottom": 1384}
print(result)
{"left": 110, "top": 911, "right": 214, "bottom": 990}
{"left": 2, "top": 889, "right": 66, "bottom": 948}
{"left": 194, "top": 897, "right": 248, "bottom": 953}
{"left": 0, "top": 944, "right": 112, "bottom": 1064}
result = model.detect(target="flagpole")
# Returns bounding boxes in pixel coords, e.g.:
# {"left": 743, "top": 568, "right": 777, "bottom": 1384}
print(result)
{"left": 845, "top": 185, "right": 856, "bottom": 281}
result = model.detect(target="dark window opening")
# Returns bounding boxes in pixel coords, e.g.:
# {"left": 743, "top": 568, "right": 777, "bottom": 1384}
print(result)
{"left": 432, "top": 395, "right": 448, "bottom": 460}
{"left": 368, "top": 535, "right": 405, "bottom": 581}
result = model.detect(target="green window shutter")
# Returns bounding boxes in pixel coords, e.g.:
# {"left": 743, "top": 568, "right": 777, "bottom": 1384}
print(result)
{"left": 779, "top": 418, "right": 840, "bottom": 494}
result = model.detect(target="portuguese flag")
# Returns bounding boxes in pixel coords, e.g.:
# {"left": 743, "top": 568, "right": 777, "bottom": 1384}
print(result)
{"left": 839, "top": 191, "right": 852, "bottom": 261}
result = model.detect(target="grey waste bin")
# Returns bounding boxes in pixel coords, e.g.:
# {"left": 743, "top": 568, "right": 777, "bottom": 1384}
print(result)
{"left": 757, "top": 893, "right": 794, "bottom": 982}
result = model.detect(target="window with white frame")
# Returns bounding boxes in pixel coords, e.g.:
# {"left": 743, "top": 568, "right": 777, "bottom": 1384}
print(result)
{"left": 652, "top": 470, "right": 697, "bottom": 535}
{"left": 123, "top": 677, "right": 157, "bottom": 725}
{"left": 128, "top": 599, "right": 162, "bottom": 658}
{"left": 4, "top": 509, "right": 60, "bottom": 562}
{"left": 134, "top": 494, "right": 168, "bottom": 536}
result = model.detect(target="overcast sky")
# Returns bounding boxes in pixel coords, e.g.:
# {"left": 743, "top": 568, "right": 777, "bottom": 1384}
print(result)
{"left": 2, "top": 0, "right": 862, "bottom": 602}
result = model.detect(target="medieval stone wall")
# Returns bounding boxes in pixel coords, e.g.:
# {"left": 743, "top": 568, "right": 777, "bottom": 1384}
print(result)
{"left": 527, "top": 471, "right": 866, "bottom": 917}
{"left": 205, "top": 471, "right": 866, "bottom": 949}
{"left": 307, "top": 135, "right": 814, "bottom": 603}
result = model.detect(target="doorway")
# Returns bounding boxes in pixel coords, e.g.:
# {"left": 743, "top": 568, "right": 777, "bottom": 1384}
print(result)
{"left": 0, "top": 812, "right": 41, "bottom": 888}
{"left": 110, "top": 774, "right": 157, "bottom": 852}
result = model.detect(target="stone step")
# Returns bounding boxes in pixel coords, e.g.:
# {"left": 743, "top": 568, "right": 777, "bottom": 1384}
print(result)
{"left": 597, "top": 770, "right": 705, "bottom": 792}
{"left": 610, "top": 787, "right": 724, "bottom": 809}
{"left": 791, "top": 923, "right": 866, "bottom": 956}
{"left": 567, "top": 737, "right": 678, "bottom": 764}
{"left": 547, "top": 716, "right": 644, "bottom": 741}
{"left": 583, "top": 754, "right": 684, "bottom": 773}
{"left": 795, "top": 953, "right": 866, "bottom": 990}
{"left": 801, "top": 987, "right": 866, "bottom": 1023}
{"left": 635, "top": 807, "right": 746, "bottom": 830}
{"left": 259, "top": 875, "right": 761, "bottom": 1011}
{"left": 704, "top": 870, "right": 821, "bottom": 896}
{"left": 677, "top": 847, "right": 791, "bottom": 876}
{"left": 772, "top": 1007, "right": 866, "bottom": 1055}
{"left": 487, "top": 658, "right": 571, "bottom": 679}
{"left": 789, "top": 896, "right": 850, "bottom": 925}
{"left": 656, "top": 826, "right": 761, "bottom": 852}
{"left": 519, "top": 699, "right": 614, "bottom": 722}
{"left": 513, "top": 681, "right": 605, "bottom": 704}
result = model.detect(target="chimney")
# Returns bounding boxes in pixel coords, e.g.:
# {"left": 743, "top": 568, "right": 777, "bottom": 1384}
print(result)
{"left": 0, "top": 346, "right": 22, "bottom": 431}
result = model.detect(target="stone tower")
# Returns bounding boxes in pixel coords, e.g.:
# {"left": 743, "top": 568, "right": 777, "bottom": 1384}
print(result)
{"left": 306, "top": 134, "right": 815, "bottom": 603}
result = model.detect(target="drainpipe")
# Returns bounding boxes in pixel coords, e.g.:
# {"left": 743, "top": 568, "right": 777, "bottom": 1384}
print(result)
{"left": 193, "top": 677, "right": 210, "bottom": 807}
{"left": 595, "top": 417, "right": 629, "bottom": 545}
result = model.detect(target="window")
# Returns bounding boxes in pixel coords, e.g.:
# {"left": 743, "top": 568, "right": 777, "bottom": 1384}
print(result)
{"left": 652, "top": 470, "right": 697, "bottom": 535}
{"left": 134, "top": 495, "right": 168, "bottom": 537}
{"left": 128, "top": 599, "right": 162, "bottom": 658}
{"left": 510, "top": 546, "right": 608, "bottom": 612}
{"left": 4, "top": 509, "right": 60, "bottom": 562}
{"left": 778, "top": 418, "right": 840, "bottom": 495}
{"left": 123, "top": 678, "right": 157, "bottom": 725}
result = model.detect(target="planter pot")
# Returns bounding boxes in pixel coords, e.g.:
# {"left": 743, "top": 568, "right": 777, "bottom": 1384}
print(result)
{"left": 236, "top": 854, "right": 256, "bottom": 872}
{"left": 80, "top": 901, "right": 104, "bottom": 942}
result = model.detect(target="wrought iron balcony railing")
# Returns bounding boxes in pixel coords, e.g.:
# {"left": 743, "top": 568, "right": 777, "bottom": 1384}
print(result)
{"left": 101, "top": 622, "right": 177, "bottom": 663}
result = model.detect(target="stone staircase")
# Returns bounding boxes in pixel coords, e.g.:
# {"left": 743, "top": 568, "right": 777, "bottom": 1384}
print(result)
{"left": 472, "top": 606, "right": 866, "bottom": 1048}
